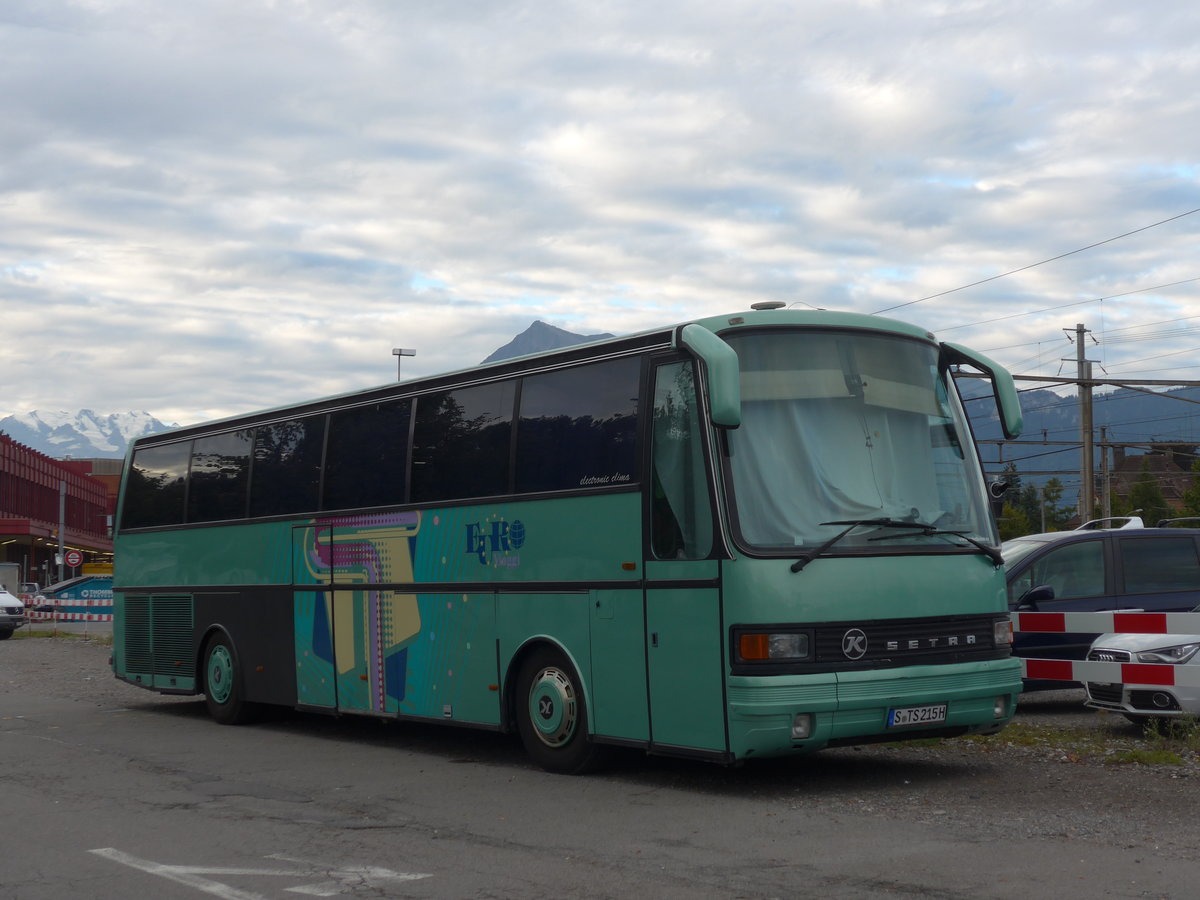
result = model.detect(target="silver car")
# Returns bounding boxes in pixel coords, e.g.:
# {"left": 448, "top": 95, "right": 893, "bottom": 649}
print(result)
{"left": 0, "top": 588, "right": 27, "bottom": 639}
{"left": 1084, "top": 615, "right": 1200, "bottom": 725}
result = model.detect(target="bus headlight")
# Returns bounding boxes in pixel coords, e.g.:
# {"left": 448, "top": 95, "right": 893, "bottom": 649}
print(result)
{"left": 994, "top": 618, "right": 1013, "bottom": 646}
{"left": 736, "top": 630, "right": 812, "bottom": 662}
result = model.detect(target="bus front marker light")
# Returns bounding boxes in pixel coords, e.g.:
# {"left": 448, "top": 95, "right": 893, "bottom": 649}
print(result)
{"left": 791, "top": 714, "right": 813, "bottom": 739}
{"left": 994, "top": 619, "right": 1013, "bottom": 646}
{"left": 737, "top": 631, "right": 811, "bottom": 662}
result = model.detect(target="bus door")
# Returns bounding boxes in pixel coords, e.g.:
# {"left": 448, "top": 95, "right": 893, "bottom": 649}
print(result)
{"left": 325, "top": 516, "right": 421, "bottom": 716}
{"left": 292, "top": 523, "right": 336, "bottom": 709}
{"left": 644, "top": 360, "right": 728, "bottom": 755}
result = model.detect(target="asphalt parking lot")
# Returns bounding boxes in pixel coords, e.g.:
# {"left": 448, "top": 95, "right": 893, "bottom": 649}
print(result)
{"left": 4, "top": 635, "right": 1200, "bottom": 899}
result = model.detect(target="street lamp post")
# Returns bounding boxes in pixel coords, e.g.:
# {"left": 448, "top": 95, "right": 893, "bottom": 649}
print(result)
{"left": 392, "top": 347, "right": 416, "bottom": 380}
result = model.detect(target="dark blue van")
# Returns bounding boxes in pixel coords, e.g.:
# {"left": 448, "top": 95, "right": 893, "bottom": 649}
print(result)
{"left": 1004, "top": 518, "right": 1200, "bottom": 688}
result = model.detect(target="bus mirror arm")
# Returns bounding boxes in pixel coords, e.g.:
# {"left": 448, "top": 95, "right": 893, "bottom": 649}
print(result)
{"left": 940, "top": 342, "right": 1023, "bottom": 439}
{"left": 677, "top": 324, "right": 741, "bottom": 428}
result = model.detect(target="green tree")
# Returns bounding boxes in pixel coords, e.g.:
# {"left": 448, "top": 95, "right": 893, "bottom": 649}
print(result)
{"left": 1128, "top": 459, "right": 1170, "bottom": 525}
{"left": 997, "top": 501, "right": 1032, "bottom": 540}
{"left": 1041, "top": 477, "right": 1072, "bottom": 531}
{"left": 1014, "top": 482, "right": 1042, "bottom": 528}
{"left": 1181, "top": 459, "right": 1200, "bottom": 517}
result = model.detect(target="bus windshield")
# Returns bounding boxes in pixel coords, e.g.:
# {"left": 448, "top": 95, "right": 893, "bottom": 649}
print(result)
{"left": 724, "top": 329, "right": 996, "bottom": 553}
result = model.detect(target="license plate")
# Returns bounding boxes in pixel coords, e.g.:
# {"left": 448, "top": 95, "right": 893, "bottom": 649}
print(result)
{"left": 887, "top": 703, "right": 948, "bottom": 728}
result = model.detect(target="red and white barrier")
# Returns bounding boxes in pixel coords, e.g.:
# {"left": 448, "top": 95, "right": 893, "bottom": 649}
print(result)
{"left": 1020, "top": 657, "right": 1200, "bottom": 686}
{"left": 1012, "top": 611, "right": 1200, "bottom": 635}
{"left": 27, "top": 598, "right": 113, "bottom": 623}
{"left": 1014, "top": 610, "right": 1200, "bottom": 685}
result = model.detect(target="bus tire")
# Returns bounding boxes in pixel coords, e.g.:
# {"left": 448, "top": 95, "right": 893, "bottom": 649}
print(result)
{"left": 516, "top": 646, "right": 604, "bottom": 775}
{"left": 202, "top": 632, "right": 259, "bottom": 725}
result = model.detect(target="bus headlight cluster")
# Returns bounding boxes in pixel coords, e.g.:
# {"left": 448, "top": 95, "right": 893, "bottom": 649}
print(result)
{"left": 994, "top": 618, "right": 1013, "bottom": 646}
{"left": 736, "top": 630, "right": 811, "bottom": 662}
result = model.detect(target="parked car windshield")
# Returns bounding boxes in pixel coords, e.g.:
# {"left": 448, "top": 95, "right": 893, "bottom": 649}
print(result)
{"left": 1001, "top": 537, "right": 1050, "bottom": 569}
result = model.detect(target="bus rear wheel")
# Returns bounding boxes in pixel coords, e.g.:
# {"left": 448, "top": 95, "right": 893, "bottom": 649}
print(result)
{"left": 516, "top": 647, "right": 604, "bottom": 775}
{"left": 202, "top": 633, "right": 258, "bottom": 725}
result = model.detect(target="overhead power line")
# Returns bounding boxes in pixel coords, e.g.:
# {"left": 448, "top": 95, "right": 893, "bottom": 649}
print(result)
{"left": 940, "top": 275, "right": 1200, "bottom": 335}
{"left": 873, "top": 207, "right": 1200, "bottom": 315}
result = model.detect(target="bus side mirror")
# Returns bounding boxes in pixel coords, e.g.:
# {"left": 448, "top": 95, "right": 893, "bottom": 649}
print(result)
{"left": 988, "top": 480, "right": 1009, "bottom": 519}
{"left": 678, "top": 324, "right": 741, "bottom": 428}
{"left": 940, "top": 342, "right": 1024, "bottom": 439}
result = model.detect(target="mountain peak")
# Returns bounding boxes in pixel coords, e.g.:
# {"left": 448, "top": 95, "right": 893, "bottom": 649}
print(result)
{"left": 481, "top": 321, "right": 614, "bottom": 364}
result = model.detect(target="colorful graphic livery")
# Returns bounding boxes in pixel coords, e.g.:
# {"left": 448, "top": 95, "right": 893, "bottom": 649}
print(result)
{"left": 112, "top": 307, "right": 1024, "bottom": 772}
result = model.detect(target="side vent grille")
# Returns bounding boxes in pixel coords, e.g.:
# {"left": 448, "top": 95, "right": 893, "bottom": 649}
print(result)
{"left": 121, "top": 594, "right": 193, "bottom": 681}
{"left": 152, "top": 596, "right": 194, "bottom": 676}
{"left": 125, "top": 595, "right": 152, "bottom": 674}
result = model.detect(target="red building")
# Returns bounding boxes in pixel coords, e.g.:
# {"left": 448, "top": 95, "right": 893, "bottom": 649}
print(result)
{"left": 0, "top": 434, "right": 114, "bottom": 588}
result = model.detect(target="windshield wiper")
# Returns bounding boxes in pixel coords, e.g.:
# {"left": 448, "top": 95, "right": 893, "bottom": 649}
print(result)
{"left": 790, "top": 518, "right": 932, "bottom": 573}
{"left": 868, "top": 525, "right": 1004, "bottom": 567}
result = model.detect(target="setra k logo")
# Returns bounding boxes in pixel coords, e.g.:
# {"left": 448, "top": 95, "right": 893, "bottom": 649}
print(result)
{"left": 841, "top": 628, "right": 868, "bottom": 660}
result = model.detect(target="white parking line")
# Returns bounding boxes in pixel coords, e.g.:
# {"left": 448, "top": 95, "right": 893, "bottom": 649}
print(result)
{"left": 90, "top": 848, "right": 432, "bottom": 898}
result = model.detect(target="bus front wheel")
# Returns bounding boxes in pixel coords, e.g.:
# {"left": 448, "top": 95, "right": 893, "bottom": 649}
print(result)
{"left": 202, "top": 633, "right": 258, "bottom": 725}
{"left": 515, "top": 646, "right": 604, "bottom": 774}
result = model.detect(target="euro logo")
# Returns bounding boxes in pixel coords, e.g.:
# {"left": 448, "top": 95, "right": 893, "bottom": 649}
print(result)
{"left": 466, "top": 519, "right": 526, "bottom": 565}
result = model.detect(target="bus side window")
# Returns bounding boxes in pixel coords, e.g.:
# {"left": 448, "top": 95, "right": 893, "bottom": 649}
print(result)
{"left": 324, "top": 400, "right": 411, "bottom": 511}
{"left": 651, "top": 362, "right": 713, "bottom": 560}
{"left": 411, "top": 382, "right": 515, "bottom": 503}
{"left": 187, "top": 430, "right": 253, "bottom": 523}
{"left": 515, "top": 356, "right": 640, "bottom": 493}
{"left": 121, "top": 441, "right": 192, "bottom": 529}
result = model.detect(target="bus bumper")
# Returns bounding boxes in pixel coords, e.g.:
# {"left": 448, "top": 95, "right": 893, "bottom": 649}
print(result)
{"left": 726, "top": 658, "right": 1023, "bottom": 760}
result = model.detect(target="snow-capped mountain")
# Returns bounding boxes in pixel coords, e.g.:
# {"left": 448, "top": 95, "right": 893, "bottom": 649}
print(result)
{"left": 0, "top": 410, "right": 177, "bottom": 459}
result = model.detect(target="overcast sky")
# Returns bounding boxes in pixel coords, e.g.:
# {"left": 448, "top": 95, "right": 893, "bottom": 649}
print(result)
{"left": 4, "top": 0, "right": 1199, "bottom": 425}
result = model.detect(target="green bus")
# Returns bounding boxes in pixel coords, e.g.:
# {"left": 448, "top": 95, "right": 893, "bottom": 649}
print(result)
{"left": 112, "top": 305, "right": 1024, "bottom": 773}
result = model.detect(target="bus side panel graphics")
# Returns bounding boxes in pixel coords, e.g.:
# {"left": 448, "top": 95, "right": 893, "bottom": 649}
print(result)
{"left": 422, "top": 494, "right": 644, "bottom": 585}
{"left": 294, "top": 590, "right": 336, "bottom": 708}
{"left": 292, "top": 513, "right": 501, "bottom": 724}
{"left": 293, "top": 514, "right": 422, "bottom": 715}
{"left": 293, "top": 524, "right": 336, "bottom": 709}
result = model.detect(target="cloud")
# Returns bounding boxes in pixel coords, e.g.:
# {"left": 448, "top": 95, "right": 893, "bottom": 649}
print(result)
{"left": 2, "top": 0, "right": 1200, "bottom": 425}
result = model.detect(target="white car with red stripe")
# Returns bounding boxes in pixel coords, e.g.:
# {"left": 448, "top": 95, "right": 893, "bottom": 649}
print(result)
{"left": 1084, "top": 617, "right": 1200, "bottom": 725}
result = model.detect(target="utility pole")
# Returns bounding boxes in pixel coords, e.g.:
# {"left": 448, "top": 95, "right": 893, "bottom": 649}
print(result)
{"left": 57, "top": 480, "right": 66, "bottom": 583}
{"left": 1099, "top": 426, "right": 1111, "bottom": 519}
{"left": 1067, "top": 323, "right": 1095, "bottom": 521}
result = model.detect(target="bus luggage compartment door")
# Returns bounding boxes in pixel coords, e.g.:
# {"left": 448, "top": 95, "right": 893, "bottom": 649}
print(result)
{"left": 645, "top": 567, "right": 727, "bottom": 755}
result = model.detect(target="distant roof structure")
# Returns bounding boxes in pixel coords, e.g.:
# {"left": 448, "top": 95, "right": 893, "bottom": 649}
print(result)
{"left": 1110, "top": 449, "right": 1195, "bottom": 511}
